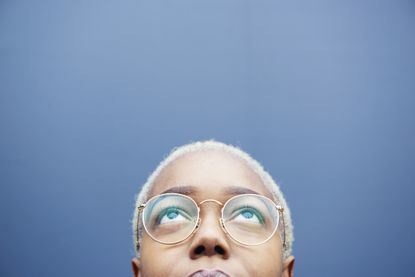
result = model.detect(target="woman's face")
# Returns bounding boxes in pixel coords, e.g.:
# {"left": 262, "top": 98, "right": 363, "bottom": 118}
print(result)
{"left": 132, "top": 150, "right": 294, "bottom": 277}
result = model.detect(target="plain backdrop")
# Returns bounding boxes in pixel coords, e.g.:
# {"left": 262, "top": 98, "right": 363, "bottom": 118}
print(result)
{"left": 1, "top": 0, "right": 414, "bottom": 276}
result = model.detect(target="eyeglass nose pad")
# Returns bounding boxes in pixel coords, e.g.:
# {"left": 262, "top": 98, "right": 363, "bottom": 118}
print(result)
{"left": 195, "top": 218, "right": 201, "bottom": 230}
{"left": 219, "top": 218, "right": 227, "bottom": 234}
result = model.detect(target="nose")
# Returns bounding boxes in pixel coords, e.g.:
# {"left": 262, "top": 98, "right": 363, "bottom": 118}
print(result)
{"left": 189, "top": 207, "right": 230, "bottom": 259}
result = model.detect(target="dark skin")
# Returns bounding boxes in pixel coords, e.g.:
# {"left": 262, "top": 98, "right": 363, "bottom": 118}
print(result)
{"left": 132, "top": 150, "right": 295, "bottom": 277}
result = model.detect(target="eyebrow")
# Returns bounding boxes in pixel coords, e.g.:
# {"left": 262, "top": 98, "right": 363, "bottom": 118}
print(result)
{"left": 223, "top": 186, "right": 260, "bottom": 196}
{"left": 160, "top": 185, "right": 260, "bottom": 196}
{"left": 161, "top": 185, "right": 196, "bottom": 195}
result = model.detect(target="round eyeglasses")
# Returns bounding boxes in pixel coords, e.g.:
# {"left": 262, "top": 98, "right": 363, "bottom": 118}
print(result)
{"left": 137, "top": 193, "right": 286, "bottom": 247}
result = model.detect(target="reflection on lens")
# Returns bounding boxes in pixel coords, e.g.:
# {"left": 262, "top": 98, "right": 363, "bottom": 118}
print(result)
{"left": 143, "top": 194, "right": 199, "bottom": 244}
{"left": 222, "top": 194, "right": 279, "bottom": 245}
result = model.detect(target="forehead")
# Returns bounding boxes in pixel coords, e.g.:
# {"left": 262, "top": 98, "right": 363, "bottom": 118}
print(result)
{"left": 148, "top": 149, "right": 272, "bottom": 200}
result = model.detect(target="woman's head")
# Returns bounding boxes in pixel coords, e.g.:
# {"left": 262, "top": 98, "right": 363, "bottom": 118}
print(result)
{"left": 132, "top": 140, "right": 294, "bottom": 277}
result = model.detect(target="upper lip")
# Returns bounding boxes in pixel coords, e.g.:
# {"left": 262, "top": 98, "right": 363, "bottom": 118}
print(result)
{"left": 188, "top": 269, "right": 230, "bottom": 277}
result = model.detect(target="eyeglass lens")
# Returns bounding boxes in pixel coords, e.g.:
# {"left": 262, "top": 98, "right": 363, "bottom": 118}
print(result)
{"left": 142, "top": 193, "right": 279, "bottom": 245}
{"left": 222, "top": 194, "right": 279, "bottom": 245}
{"left": 143, "top": 194, "right": 199, "bottom": 244}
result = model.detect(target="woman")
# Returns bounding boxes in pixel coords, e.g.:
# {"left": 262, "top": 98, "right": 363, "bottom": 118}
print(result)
{"left": 132, "top": 140, "right": 295, "bottom": 277}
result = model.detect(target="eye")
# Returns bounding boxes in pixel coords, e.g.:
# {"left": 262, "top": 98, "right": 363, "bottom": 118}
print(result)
{"left": 232, "top": 207, "right": 265, "bottom": 224}
{"left": 157, "top": 207, "right": 191, "bottom": 225}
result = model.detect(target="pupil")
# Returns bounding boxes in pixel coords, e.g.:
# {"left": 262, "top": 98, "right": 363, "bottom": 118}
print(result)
{"left": 242, "top": 211, "right": 253, "bottom": 218}
{"left": 167, "top": 211, "right": 178, "bottom": 219}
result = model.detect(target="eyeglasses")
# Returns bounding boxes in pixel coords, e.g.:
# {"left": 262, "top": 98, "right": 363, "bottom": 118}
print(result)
{"left": 137, "top": 193, "right": 286, "bottom": 247}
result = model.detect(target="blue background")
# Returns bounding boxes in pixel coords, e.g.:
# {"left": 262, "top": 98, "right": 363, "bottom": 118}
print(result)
{"left": 1, "top": 0, "right": 414, "bottom": 276}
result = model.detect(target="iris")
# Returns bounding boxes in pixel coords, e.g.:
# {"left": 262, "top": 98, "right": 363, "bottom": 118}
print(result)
{"left": 233, "top": 207, "right": 265, "bottom": 224}
{"left": 156, "top": 207, "right": 189, "bottom": 224}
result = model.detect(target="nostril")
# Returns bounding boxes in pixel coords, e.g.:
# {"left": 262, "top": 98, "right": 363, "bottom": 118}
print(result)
{"left": 214, "top": 245, "right": 225, "bottom": 255}
{"left": 194, "top": 245, "right": 205, "bottom": 255}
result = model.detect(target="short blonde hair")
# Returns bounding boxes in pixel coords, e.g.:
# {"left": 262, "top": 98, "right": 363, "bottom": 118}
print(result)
{"left": 132, "top": 140, "right": 294, "bottom": 259}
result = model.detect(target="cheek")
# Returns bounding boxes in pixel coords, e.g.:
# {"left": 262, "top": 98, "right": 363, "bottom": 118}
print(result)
{"left": 235, "top": 239, "right": 283, "bottom": 275}
{"left": 140, "top": 236, "right": 185, "bottom": 276}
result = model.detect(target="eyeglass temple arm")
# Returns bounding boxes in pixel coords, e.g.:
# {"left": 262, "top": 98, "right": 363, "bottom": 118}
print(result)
{"left": 276, "top": 206, "right": 286, "bottom": 249}
{"left": 135, "top": 204, "right": 146, "bottom": 246}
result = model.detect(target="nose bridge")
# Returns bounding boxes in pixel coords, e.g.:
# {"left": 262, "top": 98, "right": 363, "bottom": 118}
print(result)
{"left": 197, "top": 199, "right": 223, "bottom": 226}
{"left": 198, "top": 199, "right": 224, "bottom": 225}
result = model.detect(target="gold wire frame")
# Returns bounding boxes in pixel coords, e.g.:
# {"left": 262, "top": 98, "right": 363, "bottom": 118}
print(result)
{"left": 137, "top": 192, "right": 286, "bottom": 248}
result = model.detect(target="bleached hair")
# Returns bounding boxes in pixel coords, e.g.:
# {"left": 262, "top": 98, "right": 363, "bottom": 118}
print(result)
{"left": 132, "top": 140, "right": 294, "bottom": 259}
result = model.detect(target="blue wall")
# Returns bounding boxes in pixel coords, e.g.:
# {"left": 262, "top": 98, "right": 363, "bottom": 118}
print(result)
{"left": 1, "top": 0, "right": 414, "bottom": 276}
